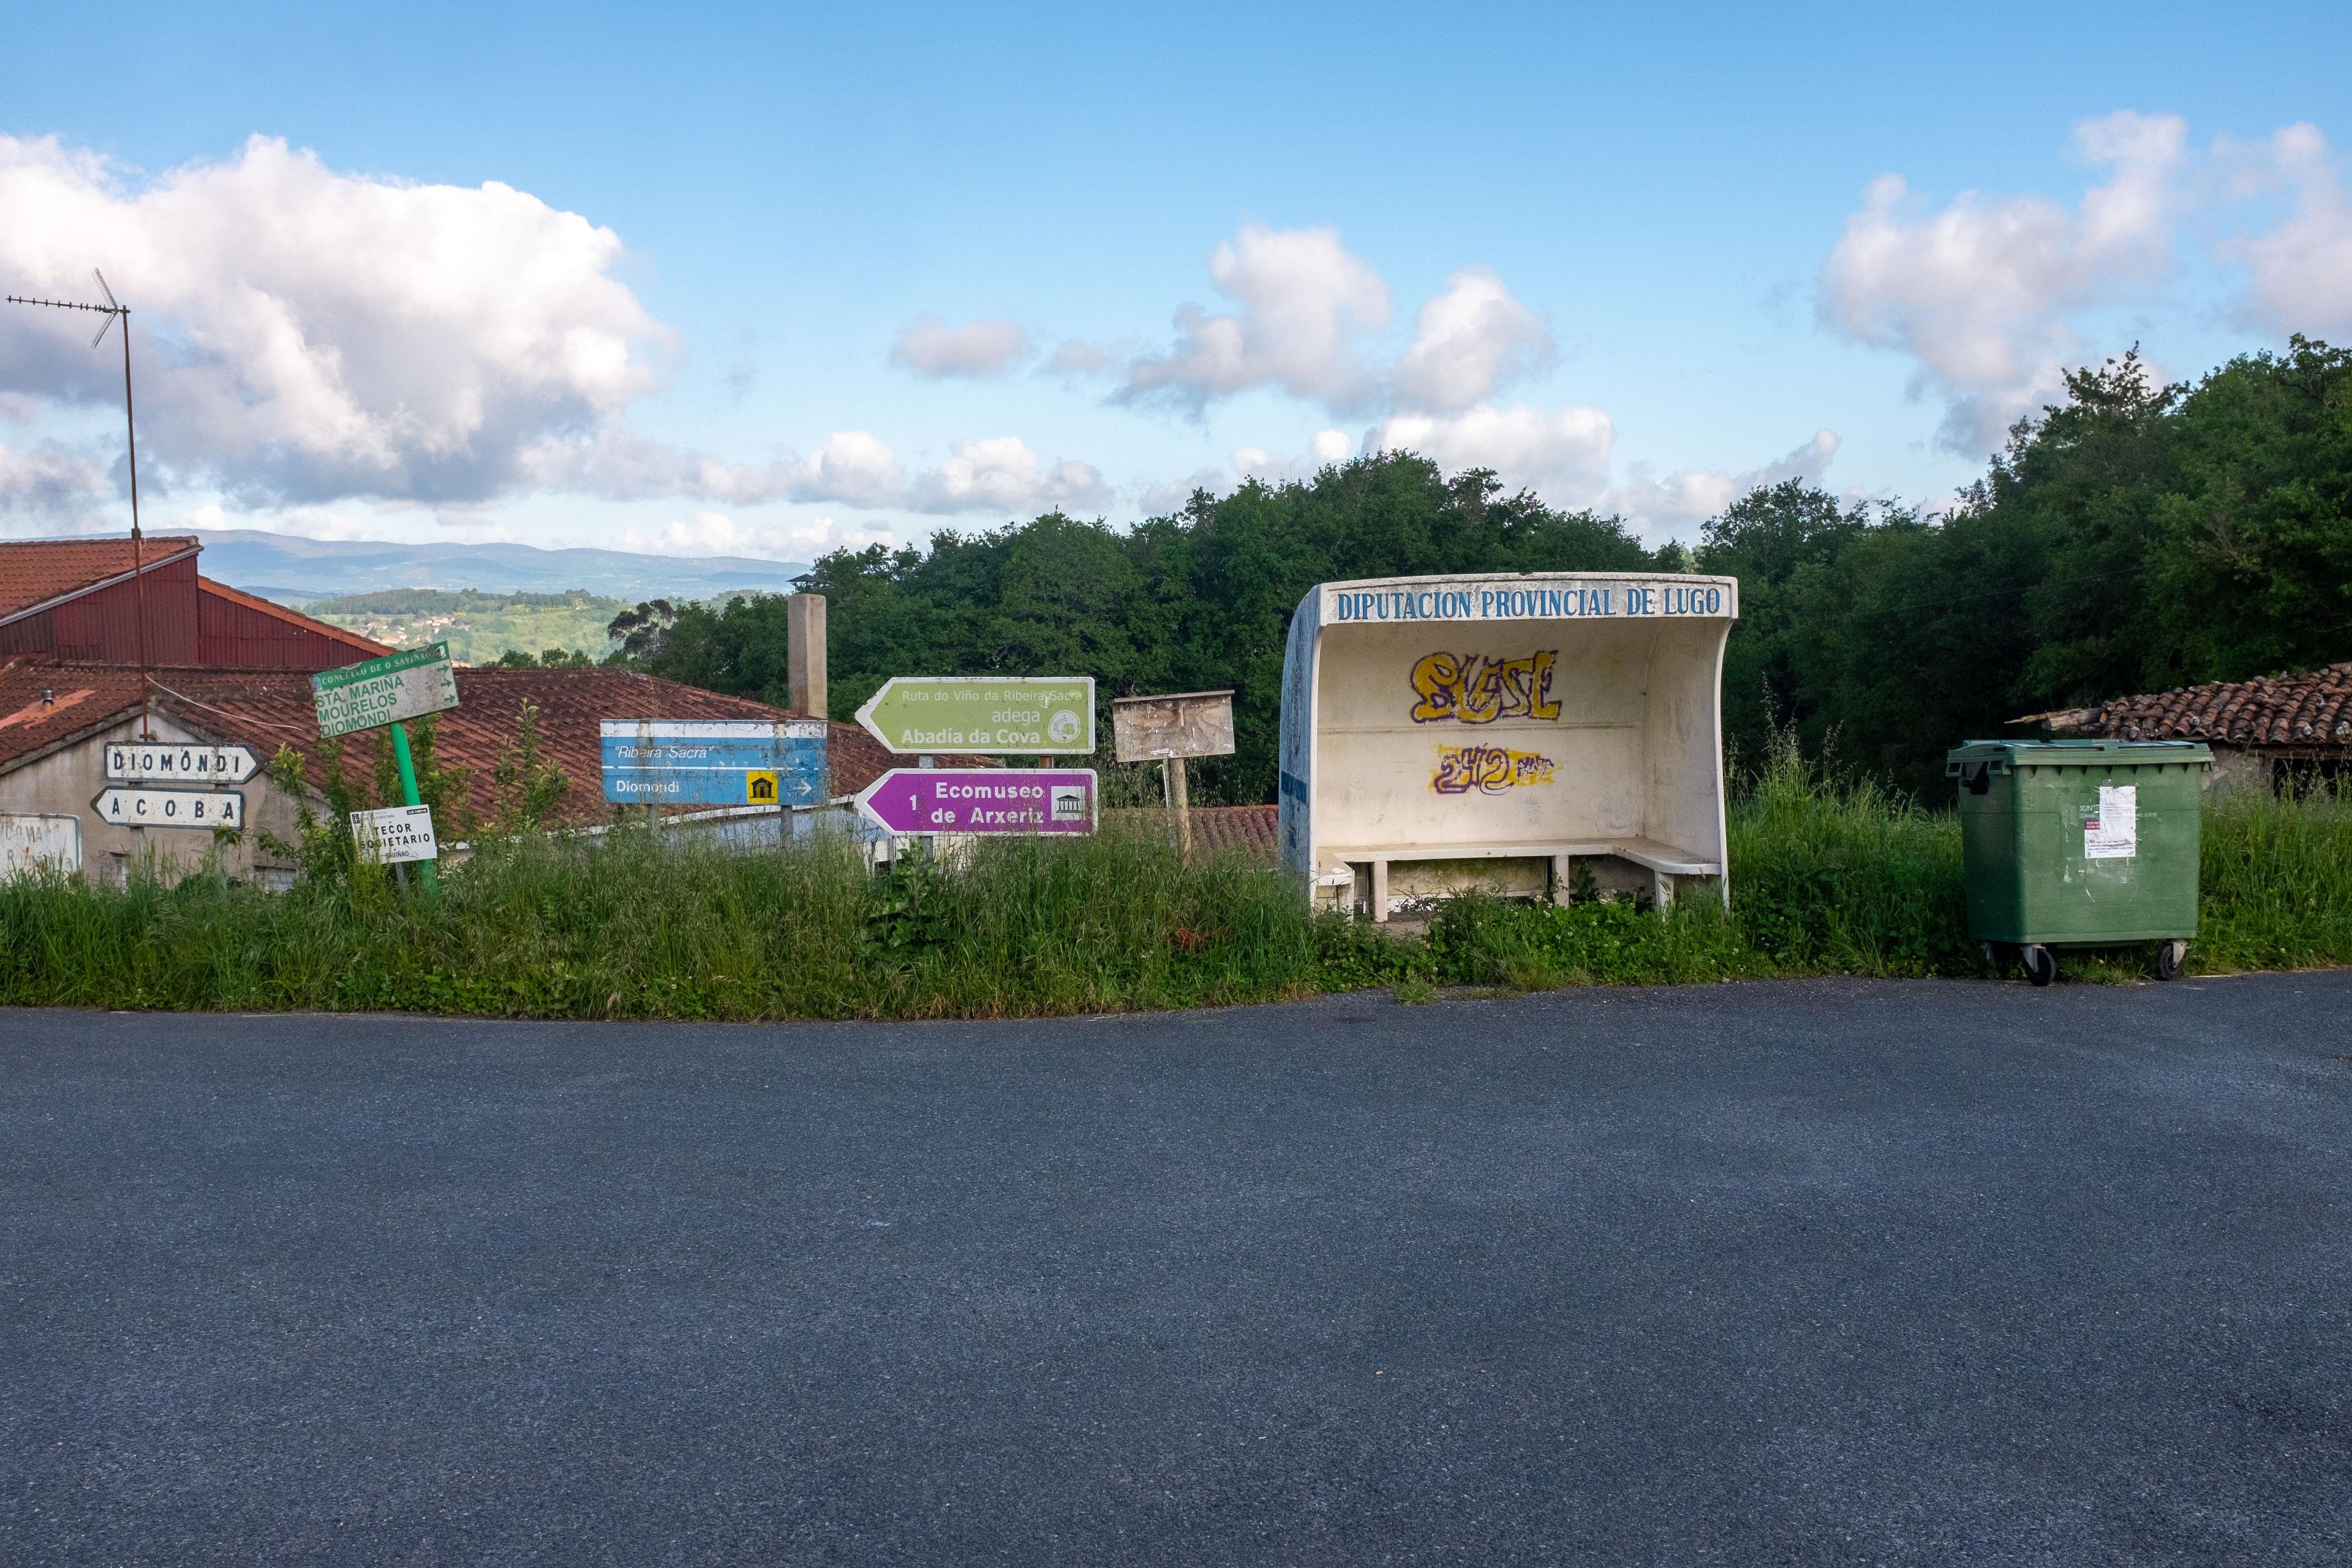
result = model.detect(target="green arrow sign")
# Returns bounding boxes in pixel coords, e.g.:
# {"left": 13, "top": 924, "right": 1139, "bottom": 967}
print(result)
{"left": 855, "top": 676, "right": 1096, "bottom": 755}
{"left": 312, "top": 641, "right": 459, "bottom": 739}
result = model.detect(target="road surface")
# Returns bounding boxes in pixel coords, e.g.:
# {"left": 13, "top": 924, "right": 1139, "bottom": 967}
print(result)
{"left": 4, "top": 974, "right": 2349, "bottom": 1564}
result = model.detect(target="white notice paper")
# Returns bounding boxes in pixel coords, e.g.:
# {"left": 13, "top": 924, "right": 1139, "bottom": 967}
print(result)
{"left": 351, "top": 804, "right": 439, "bottom": 865}
{"left": 2084, "top": 784, "right": 2138, "bottom": 860}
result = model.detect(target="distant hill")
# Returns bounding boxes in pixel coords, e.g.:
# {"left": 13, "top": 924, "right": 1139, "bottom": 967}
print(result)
{"left": 302, "top": 589, "right": 630, "bottom": 665}
{"left": 192, "top": 529, "right": 810, "bottom": 605}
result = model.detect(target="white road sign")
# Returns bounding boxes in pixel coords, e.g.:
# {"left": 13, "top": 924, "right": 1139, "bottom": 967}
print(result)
{"left": 1, "top": 813, "right": 80, "bottom": 878}
{"left": 350, "top": 804, "right": 438, "bottom": 864}
{"left": 93, "top": 788, "right": 244, "bottom": 829}
{"left": 105, "top": 741, "right": 260, "bottom": 783}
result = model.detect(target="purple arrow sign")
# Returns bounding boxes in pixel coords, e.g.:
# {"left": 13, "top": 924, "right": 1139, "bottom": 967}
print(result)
{"left": 855, "top": 768, "right": 1098, "bottom": 835}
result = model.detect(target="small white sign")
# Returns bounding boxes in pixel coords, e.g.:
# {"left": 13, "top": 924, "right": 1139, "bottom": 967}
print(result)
{"left": 2084, "top": 783, "right": 2138, "bottom": 860}
{"left": 93, "top": 788, "right": 244, "bottom": 829}
{"left": 105, "top": 741, "right": 260, "bottom": 783}
{"left": 1, "top": 813, "right": 80, "bottom": 878}
{"left": 350, "top": 804, "right": 439, "bottom": 865}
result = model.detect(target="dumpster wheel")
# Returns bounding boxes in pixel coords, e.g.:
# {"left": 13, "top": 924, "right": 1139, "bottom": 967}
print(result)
{"left": 2157, "top": 939, "right": 2188, "bottom": 982}
{"left": 2021, "top": 944, "right": 2057, "bottom": 987}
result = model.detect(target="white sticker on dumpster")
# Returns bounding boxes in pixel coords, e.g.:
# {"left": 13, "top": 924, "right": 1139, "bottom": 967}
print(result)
{"left": 2084, "top": 784, "right": 2137, "bottom": 860}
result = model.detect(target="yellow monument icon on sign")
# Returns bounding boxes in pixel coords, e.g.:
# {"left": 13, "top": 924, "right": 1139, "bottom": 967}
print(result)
{"left": 747, "top": 770, "right": 779, "bottom": 804}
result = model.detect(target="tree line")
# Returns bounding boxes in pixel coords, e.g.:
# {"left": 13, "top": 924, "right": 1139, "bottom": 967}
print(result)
{"left": 611, "top": 335, "right": 2350, "bottom": 802}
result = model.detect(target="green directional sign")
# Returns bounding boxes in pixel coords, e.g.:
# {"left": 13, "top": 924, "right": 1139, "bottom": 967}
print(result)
{"left": 855, "top": 676, "right": 1096, "bottom": 755}
{"left": 312, "top": 641, "right": 459, "bottom": 739}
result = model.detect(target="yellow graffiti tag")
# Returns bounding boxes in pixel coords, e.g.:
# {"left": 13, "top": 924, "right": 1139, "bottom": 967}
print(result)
{"left": 1408, "top": 650, "right": 1561, "bottom": 723}
{"left": 1432, "top": 744, "right": 1559, "bottom": 794}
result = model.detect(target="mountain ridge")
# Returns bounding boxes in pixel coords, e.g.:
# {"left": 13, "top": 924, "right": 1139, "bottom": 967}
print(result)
{"left": 189, "top": 529, "right": 811, "bottom": 605}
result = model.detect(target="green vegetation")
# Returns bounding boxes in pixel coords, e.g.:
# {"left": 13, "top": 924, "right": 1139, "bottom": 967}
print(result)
{"left": 7, "top": 747, "right": 2343, "bottom": 1018}
{"left": 610, "top": 336, "right": 2350, "bottom": 802}
{"left": 304, "top": 587, "right": 627, "bottom": 665}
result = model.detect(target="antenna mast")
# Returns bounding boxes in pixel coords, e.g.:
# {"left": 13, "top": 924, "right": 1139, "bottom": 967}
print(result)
{"left": 8, "top": 270, "right": 151, "bottom": 737}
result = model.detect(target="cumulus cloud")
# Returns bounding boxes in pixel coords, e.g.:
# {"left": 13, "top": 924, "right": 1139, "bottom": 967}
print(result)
{"left": 1373, "top": 403, "right": 1617, "bottom": 503}
{"left": 0, "top": 442, "right": 107, "bottom": 514}
{"left": 618, "top": 510, "right": 892, "bottom": 561}
{"left": 906, "top": 436, "right": 1109, "bottom": 516}
{"left": 1118, "top": 223, "right": 1392, "bottom": 413}
{"left": 0, "top": 133, "right": 669, "bottom": 507}
{"left": 1229, "top": 429, "right": 1354, "bottom": 486}
{"left": 1819, "top": 111, "right": 2190, "bottom": 454}
{"left": 1392, "top": 266, "right": 1554, "bottom": 413}
{"left": 1604, "top": 429, "right": 1842, "bottom": 531}
{"left": 2226, "top": 123, "right": 2352, "bottom": 336}
{"left": 889, "top": 314, "right": 1032, "bottom": 378}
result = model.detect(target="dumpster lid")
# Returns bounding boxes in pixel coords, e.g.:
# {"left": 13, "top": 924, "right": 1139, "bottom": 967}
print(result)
{"left": 1945, "top": 738, "right": 2213, "bottom": 772}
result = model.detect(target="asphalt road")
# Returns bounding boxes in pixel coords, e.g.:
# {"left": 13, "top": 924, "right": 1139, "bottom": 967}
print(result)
{"left": 4, "top": 975, "right": 2350, "bottom": 1566}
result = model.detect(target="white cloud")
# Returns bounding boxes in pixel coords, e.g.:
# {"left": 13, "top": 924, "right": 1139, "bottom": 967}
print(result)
{"left": 1047, "top": 339, "right": 1120, "bottom": 377}
{"left": 889, "top": 314, "right": 1032, "bottom": 378}
{"left": 1119, "top": 222, "right": 1392, "bottom": 412}
{"left": 0, "top": 442, "right": 106, "bottom": 513}
{"left": 1136, "top": 467, "right": 1231, "bottom": 516}
{"left": 1229, "top": 428, "right": 1355, "bottom": 485}
{"left": 1373, "top": 402, "right": 1616, "bottom": 503}
{"left": 906, "top": 436, "right": 1110, "bottom": 516}
{"left": 0, "top": 134, "right": 669, "bottom": 507}
{"left": 1392, "top": 266, "right": 1554, "bottom": 413}
{"left": 2227, "top": 123, "right": 2352, "bottom": 336}
{"left": 0, "top": 393, "right": 39, "bottom": 423}
{"left": 1604, "top": 429, "right": 1841, "bottom": 532}
{"left": 1819, "top": 110, "right": 2188, "bottom": 454}
{"left": 617, "top": 510, "right": 891, "bottom": 562}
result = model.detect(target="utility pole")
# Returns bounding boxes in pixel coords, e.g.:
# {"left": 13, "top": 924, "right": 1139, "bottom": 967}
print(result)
{"left": 8, "top": 271, "right": 150, "bottom": 737}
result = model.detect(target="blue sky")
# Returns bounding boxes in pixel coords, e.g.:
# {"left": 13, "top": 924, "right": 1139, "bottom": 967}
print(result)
{"left": 2, "top": 0, "right": 2346, "bottom": 562}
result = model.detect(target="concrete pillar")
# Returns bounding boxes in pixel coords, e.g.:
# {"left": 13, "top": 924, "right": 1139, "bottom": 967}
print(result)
{"left": 786, "top": 594, "right": 827, "bottom": 718}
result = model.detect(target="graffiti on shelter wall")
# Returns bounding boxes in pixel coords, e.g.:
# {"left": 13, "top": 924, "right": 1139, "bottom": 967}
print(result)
{"left": 1408, "top": 651, "right": 1561, "bottom": 725}
{"left": 1432, "top": 744, "right": 1558, "bottom": 795}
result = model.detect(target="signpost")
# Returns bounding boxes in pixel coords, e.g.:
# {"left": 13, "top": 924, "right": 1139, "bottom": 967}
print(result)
{"left": 854, "top": 769, "right": 1098, "bottom": 835}
{"left": 312, "top": 643, "right": 459, "bottom": 891}
{"left": 599, "top": 720, "right": 828, "bottom": 807}
{"left": 105, "top": 741, "right": 260, "bottom": 784}
{"left": 1112, "top": 690, "right": 1235, "bottom": 857}
{"left": 854, "top": 677, "right": 1095, "bottom": 756}
{"left": 93, "top": 786, "right": 244, "bottom": 829}
{"left": 350, "top": 804, "right": 438, "bottom": 866}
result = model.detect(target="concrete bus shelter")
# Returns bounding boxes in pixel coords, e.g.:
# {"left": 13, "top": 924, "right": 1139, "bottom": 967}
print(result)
{"left": 1277, "top": 573, "right": 1739, "bottom": 919}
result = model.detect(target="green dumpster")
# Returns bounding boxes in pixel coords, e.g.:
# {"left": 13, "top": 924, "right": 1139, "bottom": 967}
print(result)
{"left": 1945, "top": 739, "right": 2212, "bottom": 986}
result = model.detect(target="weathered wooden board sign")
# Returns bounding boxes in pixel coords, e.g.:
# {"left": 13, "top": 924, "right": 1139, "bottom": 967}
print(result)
{"left": 1112, "top": 690, "right": 1235, "bottom": 763}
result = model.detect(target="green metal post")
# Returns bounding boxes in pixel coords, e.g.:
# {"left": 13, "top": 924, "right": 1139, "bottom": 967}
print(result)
{"left": 388, "top": 719, "right": 439, "bottom": 892}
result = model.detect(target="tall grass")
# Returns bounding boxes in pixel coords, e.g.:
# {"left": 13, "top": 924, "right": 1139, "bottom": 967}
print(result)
{"left": 3, "top": 755, "right": 2345, "bottom": 1017}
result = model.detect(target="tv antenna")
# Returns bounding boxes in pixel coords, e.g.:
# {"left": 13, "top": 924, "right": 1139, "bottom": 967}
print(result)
{"left": 8, "top": 270, "right": 153, "bottom": 736}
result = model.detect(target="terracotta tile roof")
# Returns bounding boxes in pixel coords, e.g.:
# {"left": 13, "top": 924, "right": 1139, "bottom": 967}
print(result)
{"left": 2030, "top": 662, "right": 2352, "bottom": 750}
{"left": 198, "top": 577, "right": 391, "bottom": 657}
{"left": 1104, "top": 804, "right": 1279, "bottom": 861}
{"left": 0, "top": 536, "right": 201, "bottom": 621}
{"left": 0, "top": 659, "right": 994, "bottom": 826}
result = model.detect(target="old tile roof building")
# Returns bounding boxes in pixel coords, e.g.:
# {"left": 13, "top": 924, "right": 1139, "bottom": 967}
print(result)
{"left": 2025, "top": 662, "right": 2352, "bottom": 791}
{"left": 0, "top": 659, "right": 960, "bottom": 884}
{"left": 0, "top": 535, "right": 387, "bottom": 671}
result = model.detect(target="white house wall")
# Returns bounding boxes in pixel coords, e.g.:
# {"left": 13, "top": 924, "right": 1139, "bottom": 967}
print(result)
{"left": 0, "top": 714, "right": 308, "bottom": 888}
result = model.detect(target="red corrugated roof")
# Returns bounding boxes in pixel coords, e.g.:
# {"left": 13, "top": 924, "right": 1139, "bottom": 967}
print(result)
{"left": 0, "top": 536, "right": 200, "bottom": 622}
{"left": 0, "top": 658, "right": 991, "bottom": 828}
{"left": 197, "top": 577, "right": 391, "bottom": 657}
{"left": 2030, "top": 662, "right": 2352, "bottom": 752}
